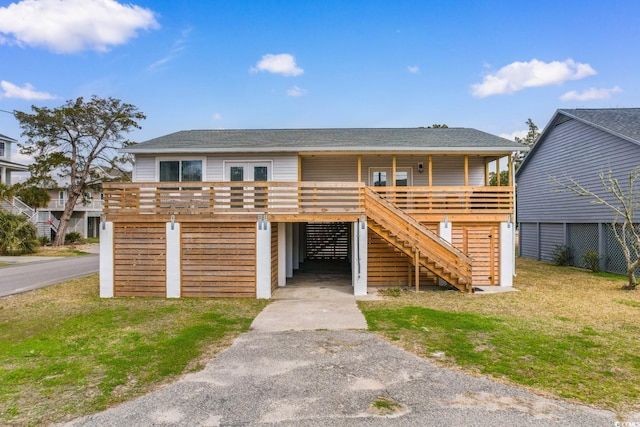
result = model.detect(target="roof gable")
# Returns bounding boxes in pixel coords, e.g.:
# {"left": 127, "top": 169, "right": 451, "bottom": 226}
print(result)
{"left": 124, "top": 128, "right": 526, "bottom": 154}
{"left": 517, "top": 108, "right": 640, "bottom": 176}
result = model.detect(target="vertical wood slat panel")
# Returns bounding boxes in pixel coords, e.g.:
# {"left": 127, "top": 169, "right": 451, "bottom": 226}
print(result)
{"left": 181, "top": 223, "right": 256, "bottom": 297}
{"left": 114, "top": 223, "right": 167, "bottom": 297}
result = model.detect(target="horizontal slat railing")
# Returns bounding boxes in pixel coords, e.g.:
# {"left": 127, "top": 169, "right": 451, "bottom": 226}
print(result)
{"left": 371, "top": 186, "right": 513, "bottom": 214}
{"left": 102, "top": 181, "right": 365, "bottom": 218}
{"left": 103, "top": 182, "right": 513, "bottom": 220}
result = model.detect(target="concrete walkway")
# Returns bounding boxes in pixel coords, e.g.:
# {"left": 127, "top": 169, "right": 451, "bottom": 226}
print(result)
{"left": 62, "top": 283, "right": 628, "bottom": 426}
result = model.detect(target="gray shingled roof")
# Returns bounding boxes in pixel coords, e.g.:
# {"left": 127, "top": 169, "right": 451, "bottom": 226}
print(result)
{"left": 559, "top": 109, "right": 640, "bottom": 143}
{"left": 124, "top": 128, "right": 526, "bottom": 154}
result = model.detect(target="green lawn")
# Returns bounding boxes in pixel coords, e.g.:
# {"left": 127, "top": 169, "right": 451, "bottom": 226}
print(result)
{"left": 358, "top": 258, "right": 640, "bottom": 415}
{"left": 0, "top": 275, "right": 267, "bottom": 426}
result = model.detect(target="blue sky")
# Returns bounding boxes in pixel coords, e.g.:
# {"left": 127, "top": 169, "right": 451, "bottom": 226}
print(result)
{"left": 1, "top": 0, "right": 639, "bottom": 163}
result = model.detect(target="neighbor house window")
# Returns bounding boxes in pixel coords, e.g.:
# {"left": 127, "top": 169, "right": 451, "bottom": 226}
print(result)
{"left": 159, "top": 160, "right": 203, "bottom": 182}
{"left": 0, "top": 142, "right": 5, "bottom": 158}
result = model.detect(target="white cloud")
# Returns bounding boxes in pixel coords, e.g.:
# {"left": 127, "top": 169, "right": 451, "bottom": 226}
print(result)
{"left": 0, "top": 0, "right": 159, "bottom": 53}
{"left": 287, "top": 86, "right": 307, "bottom": 97}
{"left": 560, "top": 86, "right": 622, "bottom": 101}
{"left": 408, "top": 65, "right": 419, "bottom": 74}
{"left": 499, "top": 130, "right": 528, "bottom": 141}
{"left": 471, "top": 59, "right": 597, "bottom": 98}
{"left": 251, "top": 53, "right": 303, "bottom": 76}
{"left": 212, "top": 113, "right": 222, "bottom": 121}
{"left": 0, "top": 80, "right": 56, "bottom": 100}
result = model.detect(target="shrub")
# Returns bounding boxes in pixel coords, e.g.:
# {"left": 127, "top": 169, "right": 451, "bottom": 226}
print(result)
{"left": 38, "top": 235, "right": 51, "bottom": 246}
{"left": 582, "top": 249, "right": 602, "bottom": 272}
{"left": 0, "top": 211, "right": 38, "bottom": 255}
{"left": 552, "top": 245, "right": 573, "bottom": 266}
{"left": 64, "top": 232, "right": 83, "bottom": 244}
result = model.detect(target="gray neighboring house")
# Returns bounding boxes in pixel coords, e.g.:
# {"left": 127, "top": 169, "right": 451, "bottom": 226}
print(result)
{"left": 0, "top": 133, "right": 28, "bottom": 185}
{"left": 516, "top": 108, "right": 640, "bottom": 273}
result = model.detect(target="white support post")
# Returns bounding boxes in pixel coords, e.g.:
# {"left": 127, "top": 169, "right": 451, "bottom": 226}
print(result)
{"left": 285, "top": 223, "right": 293, "bottom": 278}
{"left": 256, "top": 217, "right": 272, "bottom": 299}
{"left": 166, "top": 221, "right": 181, "bottom": 298}
{"left": 438, "top": 220, "right": 452, "bottom": 287}
{"left": 352, "top": 219, "right": 368, "bottom": 296}
{"left": 500, "top": 221, "right": 514, "bottom": 287}
{"left": 278, "top": 222, "right": 286, "bottom": 286}
{"left": 99, "top": 221, "right": 114, "bottom": 298}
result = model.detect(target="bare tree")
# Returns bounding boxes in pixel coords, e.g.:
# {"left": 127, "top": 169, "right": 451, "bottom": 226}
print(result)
{"left": 555, "top": 167, "right": 640, "bottom": 289}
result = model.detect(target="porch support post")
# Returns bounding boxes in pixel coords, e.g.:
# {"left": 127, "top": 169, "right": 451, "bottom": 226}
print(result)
{"left": 352, "top": 218, "right": 368, "bottom": 296}
{"left": 278, "top": 222, "right": 286, "bottom": 286}
{"left": 496, "top": 159, "right": 501, "bottom": 187}
{"left": 508, "top": 154, "right": 514, "bottom": 186}
{"left": 414, "top": 249, "right": 420, "bottom": 291}
{"left": 256, "top": 217, "right": 272, "bottom": 299}
{"left": 285, "top": 223, "right": 293, "bottom": 278}
{"left": 357, "top": 155, "right": 362, "bottom": 182}
{"left": 499, "top": 221, "right": 514, "bottom": 287}
{"left": 392, "top": 155, "right": 397, "bottom": 186}
{"left": 464, "top": 155, "right": 469, "bottom": 186}
{"left": 438, "top": 219, "right": 452, "bottom": 287}
{"left": 99, "top": 221, "right": 114, "bottom": 298}
{"left": 428, "top": 155, "right": 433, "bottom": 186}
{"left": 166, "top": 221, "right": 181, "bottom": 298}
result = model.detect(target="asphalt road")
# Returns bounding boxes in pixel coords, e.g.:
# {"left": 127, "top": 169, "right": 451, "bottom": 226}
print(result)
{"left": 0, "top": 255, "right": 99, "bottom": 297}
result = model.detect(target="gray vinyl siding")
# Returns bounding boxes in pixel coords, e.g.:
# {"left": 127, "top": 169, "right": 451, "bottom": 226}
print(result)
{"left": 519, "top": 223, "right": 539, "bottom": 259}
{"left": 539, "top": 223, "right": 565, "bottom": 262}
{"left": 517, "top": 118, "right": 640, "bottom": 223}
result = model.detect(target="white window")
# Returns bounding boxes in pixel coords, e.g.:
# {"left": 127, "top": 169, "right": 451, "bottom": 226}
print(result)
{"left": 369, "top": 167, "right": 412, "bottom": 187}
{"left": 159, "top": 160, "right": 203, "bottom": 182}
{"left": 0, "top": 142, "right": 5, "bottom": 158}
{"left": 224, "top": 162, "right": 271, "bottom": 182}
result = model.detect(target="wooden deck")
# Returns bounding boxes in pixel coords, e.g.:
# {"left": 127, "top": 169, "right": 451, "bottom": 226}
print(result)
{"left": 102, "top": 181, "right": 513, "bottom": 223}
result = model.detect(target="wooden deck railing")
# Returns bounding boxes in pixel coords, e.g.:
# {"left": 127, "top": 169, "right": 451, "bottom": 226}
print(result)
{"left": 102, "top": 181, "right": 513, "bottom": 221}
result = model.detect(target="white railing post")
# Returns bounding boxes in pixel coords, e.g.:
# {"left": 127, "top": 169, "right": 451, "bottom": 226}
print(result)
{"left": 99, "top": 221, "right": 114, "bottom": 298}
{"left": 256, "top": 215, "right": 272, "bottom": 299}
{"left": 166, "top": 219, "right": 181, "bottom": 298}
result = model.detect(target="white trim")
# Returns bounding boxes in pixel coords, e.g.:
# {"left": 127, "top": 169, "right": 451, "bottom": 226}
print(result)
{"left": 352, "top": 219, "right": 368, "bottom": 296}
{"left": 154, "top": 156, "right": 207, "bottom": 181}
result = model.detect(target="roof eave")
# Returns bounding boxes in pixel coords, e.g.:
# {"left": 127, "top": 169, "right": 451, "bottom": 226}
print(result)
{"left": 122, "top": 146, "right": 527, "bottom": 155}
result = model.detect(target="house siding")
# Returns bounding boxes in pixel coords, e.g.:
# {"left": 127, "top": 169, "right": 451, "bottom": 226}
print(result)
{"left": 132, "top": 153, "right": 298, "bottom": 182}
{"left": 539, "top": 223, "right": 565, "bottom": 263}
{"left": 517, "top": 118, "right": 640, "bottom": 223}
{"left": 302, "top": 154, "right": 487, "bottom": 186}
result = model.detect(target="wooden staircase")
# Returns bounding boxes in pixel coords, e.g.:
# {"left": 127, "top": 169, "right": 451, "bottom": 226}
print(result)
{"left": 364, "top": 188, "right": 473, "bottom": 293}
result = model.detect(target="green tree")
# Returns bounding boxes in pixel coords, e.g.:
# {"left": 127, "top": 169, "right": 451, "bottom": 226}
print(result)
{"left": 428, "top": 124, "right": 449, "bottom": 128}
{"left": 0, "top": 210, "right": 38, "bottom": 255}
{"left": 14, "top": 185, "right": 51, "bottom": 209}
{"left": 489, "top": 170, "right": 509, "bottom": 186}
{"left": 513, "top": 118, "right": 540, "bottom": 169}
{"left": 14, "top": 96, "right": 145, "bottom": 246}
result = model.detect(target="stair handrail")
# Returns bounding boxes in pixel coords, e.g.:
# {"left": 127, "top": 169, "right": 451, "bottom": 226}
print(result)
{"left": 365, "top": 188, "right": 471, "bottom": 262}
{"left": 364, "top": 187, "right": 473, "bottom": 287}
